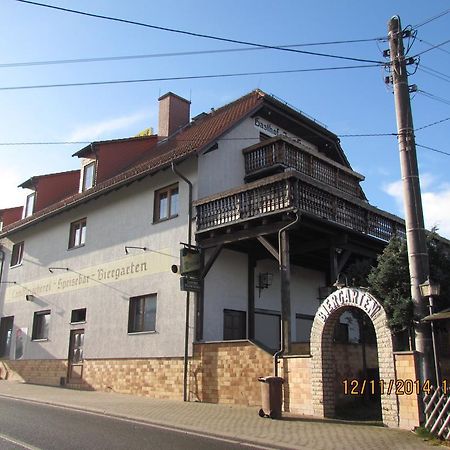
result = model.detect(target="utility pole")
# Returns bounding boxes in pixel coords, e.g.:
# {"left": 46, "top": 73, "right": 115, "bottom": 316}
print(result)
{"left": 387, "top": 16, "right": 433, "bottom": 387}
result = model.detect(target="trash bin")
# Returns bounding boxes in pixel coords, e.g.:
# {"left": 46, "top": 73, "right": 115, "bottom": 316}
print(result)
{"left": 258, "top": 376, "right": 284, "bottom": 419}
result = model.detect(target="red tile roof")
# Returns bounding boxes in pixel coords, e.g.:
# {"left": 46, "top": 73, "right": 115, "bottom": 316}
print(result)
{"left": 0, "top": 90, "right": 265, "bottom": 236}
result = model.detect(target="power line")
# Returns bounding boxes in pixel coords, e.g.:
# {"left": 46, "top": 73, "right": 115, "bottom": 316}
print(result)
{"left": 415, "top": 117, "right": 450, "bottom": 132}
{"left": 0, "top": 39, "right": 385, "bottom": 69}
{"left": 418, "top": 66, "right": 450, "bottom": 84}
{"left": 416, "top": 143, "right": 450, "bottom": 157}
{"left": 0, "top": 63, "right": 383, "bottom": 91}
{"left": 412, "top": 38, "right": 450, "bottom": 58}
{"left": 16, "top": 0, "right": 384, "bottom": 65}
{"left": 412, "top": 8, "right": 450, "bottom": 29}
{"left": 417, "top": 90, "right": 450, "bottom": 107}
{"left": 417, "top": 38, "right": 450, "bottom": 56}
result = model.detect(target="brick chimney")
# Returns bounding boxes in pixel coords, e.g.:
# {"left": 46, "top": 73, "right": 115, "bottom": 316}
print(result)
{"left": 158, "top": 92, "right": 191, "bottom": 139}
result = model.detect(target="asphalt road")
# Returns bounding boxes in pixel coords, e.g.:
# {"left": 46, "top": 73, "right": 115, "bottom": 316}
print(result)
{"left": 0, "top": 397, "right": 269, "bottom": 450}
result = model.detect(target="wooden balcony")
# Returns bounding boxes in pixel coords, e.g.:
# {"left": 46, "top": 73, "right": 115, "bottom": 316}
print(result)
{"left": 243, "top": 137, "right": 365, "bottom": 199}
{"left": 195, "top": 172, "right": 405, "bottom": 243}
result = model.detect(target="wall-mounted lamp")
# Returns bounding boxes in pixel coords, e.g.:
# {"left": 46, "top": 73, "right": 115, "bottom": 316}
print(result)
{"left": 25, "top": 294, "right": 35, "bottom": 302}
{"left": 333, "top": 273, "right": 348, "bottom": 290}
{"left": 48, "top": 267, "right": 69, "bottom": 273}
{"left": 124, "top": 246, "right": 147, "bottom": 255}
{"left": 0, "top": 281, "right": 17, "bottom": 285}
{"left": 256, "top": 272, "right": 273, "bottom": 298}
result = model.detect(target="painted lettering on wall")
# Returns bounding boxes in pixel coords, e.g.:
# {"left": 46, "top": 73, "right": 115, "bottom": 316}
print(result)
{"left": 4, "top": 250, "right": 171, "bottom": 302}
{"left": 316, "top": 287, "right": 382, "bottom": 324}
{"left": 254, "top": 117, "right": 317, "bottom": 152}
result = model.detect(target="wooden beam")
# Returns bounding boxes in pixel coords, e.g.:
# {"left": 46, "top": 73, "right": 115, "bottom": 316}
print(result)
{"left": 201, "top": 244, "right": 223, "bottom": 279}
{"left": 336, "top": 249, "right": 352, "bottom": 274}
{"left": 256, "top": 236, "right": 279, "bottom": 261}
{"left": 280, "top": 229, "right": 292, "bottom": 354}
{"left": 248, "top": 255, "right": 256, "bottom": 340}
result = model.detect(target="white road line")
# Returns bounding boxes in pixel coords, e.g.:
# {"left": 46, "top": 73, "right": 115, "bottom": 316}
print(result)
{"left": 0, "top": 433, "right": 42, "bottom": 450}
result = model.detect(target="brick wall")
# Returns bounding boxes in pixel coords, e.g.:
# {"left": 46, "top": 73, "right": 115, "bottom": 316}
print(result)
{"left": 190, "top": 340, "right": 273, "bottom": 406}
{"left": 394, "top": 351, "right": 421, "bottom": 430}
{"left": 1, "top": 360, "right": 67, "bottom": 386}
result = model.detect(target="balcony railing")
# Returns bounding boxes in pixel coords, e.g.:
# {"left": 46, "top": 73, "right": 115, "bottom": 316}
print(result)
{"left": 243, "top": 137, "right": 365, "bottom": 199}
{"left": 195, "top": 172, "right": 405, "bottom": 242}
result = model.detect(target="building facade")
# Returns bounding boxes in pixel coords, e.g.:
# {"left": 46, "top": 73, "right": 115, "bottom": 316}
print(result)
{"left": 0, "top": 90, "right": 425, "bottom": 428}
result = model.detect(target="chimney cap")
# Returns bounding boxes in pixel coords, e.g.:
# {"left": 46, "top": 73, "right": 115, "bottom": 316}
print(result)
{"left": 158, "top": 91, "right": 191, "bottom": 105}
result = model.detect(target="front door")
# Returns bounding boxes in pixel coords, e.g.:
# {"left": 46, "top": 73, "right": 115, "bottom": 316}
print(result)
{"left": 0, "top": 316, "right": 14, "bottom": 359}
{"left": 67, "top": 329, "right": 84, "bottom": 383}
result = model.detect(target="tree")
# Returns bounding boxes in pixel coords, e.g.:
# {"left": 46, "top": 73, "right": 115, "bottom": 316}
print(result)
{"left": 349, "top": 231, "right": 450, "bottom": 333}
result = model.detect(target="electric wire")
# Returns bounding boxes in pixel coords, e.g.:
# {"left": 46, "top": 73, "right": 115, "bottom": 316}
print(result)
{"left": 416, "top": 143, "right": 450, "bottom": 157}
{"left": 0, "top": 63, "right": 383, "bottom": 91}
{"left": 417, "top": 90, "right": 450, "bottom": 107}
{"left": 0, "top": 39, "right": 386, "bottom": 69}
{"left": 418, "top": 66, "right": 450, "bottom": 84}
{"left": 15, "top": 0, "right": 384, "bottom": 65}
{"left": 414, "top": 117, "right": 450, "bottom": 132}
{"left": 417, "top": 38, "right": 450, "bottom": 56}
{"left": 412, "top": 38, "right": 450, "bottom": 58}
{"left": 412, "top": 8, "right": 450, "bottom": 29}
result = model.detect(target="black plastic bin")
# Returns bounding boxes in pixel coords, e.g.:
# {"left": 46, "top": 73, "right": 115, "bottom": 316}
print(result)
{"left": 258, "top": 376, "right": 284, "bottom": 419}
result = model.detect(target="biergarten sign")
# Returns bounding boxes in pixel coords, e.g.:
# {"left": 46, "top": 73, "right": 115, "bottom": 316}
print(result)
{"left": 316, "top": 287, "right": 382, "bottom": 324}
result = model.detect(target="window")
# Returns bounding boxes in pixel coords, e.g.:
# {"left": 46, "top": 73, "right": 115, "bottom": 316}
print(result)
{"left": 69, "top": 218, "right": 87, "bottom": 249}
{"left": 154, "top": 184, "right": 179, "bottom": 222}
{"left": 0, "top": 316, "right": 14, "bottom": 358}
{"left": 10, "top": 242, "right": 24, "bottom": 267}
{"left": 223, "top": 309, "right": 246, "bottom": 340}
{"left": 32, "top": 310, "right": 50, "bottom": 340}
{"left": 24, "top": 192, "right": 36, "bottom": 218}
{"left": 71, "top": 308, "right": 86, "bottom": 324}
{"left": 295, "top": 313, "right": 314, "bottom": 342}
{"left": 82, "top": 162, "right": 95, "bottom": 191}
{"left": 128, "top": 294, "right": 157, "bottom": 333}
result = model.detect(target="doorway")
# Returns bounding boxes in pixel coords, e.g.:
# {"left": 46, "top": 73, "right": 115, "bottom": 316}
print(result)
{"left": 67, "top": 329, "right": 84, "bottom": 383}
{"left": 0, "top": 316, "right": 14, "bottom": 359}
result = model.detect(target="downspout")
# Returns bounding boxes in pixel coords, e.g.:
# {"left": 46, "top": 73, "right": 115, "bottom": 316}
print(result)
{"left": 171, "top": 162, "right": 193, "bottom": 402}
{"left": 274, "top": 210, "right": 299, "bottom": 377}
{"left": 0, "top": 248, "right": 4, "bottom": 282}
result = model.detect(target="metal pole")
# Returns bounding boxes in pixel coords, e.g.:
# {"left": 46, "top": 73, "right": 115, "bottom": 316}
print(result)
{"left": 429, "top": 296, "right": 441, "bottom": 388}
{"left": 388, "top": 15, "right": 433, "bottom": 386}
{"left": 171, "top": 162, "right": 193, "bottom": 402}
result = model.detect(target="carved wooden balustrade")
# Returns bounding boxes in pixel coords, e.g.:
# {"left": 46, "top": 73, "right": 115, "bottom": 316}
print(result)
{"left": 195, "top": 172, "right": 405, "bottom": 242}
{"left": 243, "top": 137, "right": 365, "bottom": 199}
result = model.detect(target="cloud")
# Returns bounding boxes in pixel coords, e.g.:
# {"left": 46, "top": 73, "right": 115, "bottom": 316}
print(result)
{"left": 69, "top": 110, "right": 152, "bottom": 141}
{"left": 0, "top": 168, "right": 27, "bottom": 210}
{"left": 383, "top": 175, "right": 450, "bottom": 239}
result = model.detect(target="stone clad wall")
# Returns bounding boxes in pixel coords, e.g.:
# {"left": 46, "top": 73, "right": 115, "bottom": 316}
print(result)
{"left": 1, "top": 359, "right": 67, "bottom": 386}
{"left": 394, "top": 352, "right": 421, "bottom": 430}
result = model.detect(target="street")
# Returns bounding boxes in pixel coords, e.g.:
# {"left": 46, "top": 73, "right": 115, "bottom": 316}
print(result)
{"left": 0, "top": 397, "right": 268, "bottom": 450}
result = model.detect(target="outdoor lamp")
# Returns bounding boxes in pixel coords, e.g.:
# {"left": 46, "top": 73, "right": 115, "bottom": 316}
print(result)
{"left": 419, "top": 278, "right": 441, "bottom": 298}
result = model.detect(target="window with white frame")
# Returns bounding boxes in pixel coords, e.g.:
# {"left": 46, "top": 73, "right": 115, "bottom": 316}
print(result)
{"left": 24, "top": 192, "right": 36, "bottom": 218}
{"left": 128, "top": 294, "right": 157, "bottom": 333}
{"left": 68, "top": 218, "right": 87, "bottom": 249}
{"left": 32, "top": 310, "right": 50, "bottom": 340}
{"left": 153, "top": 184, "right": 179, "bottom": 222}
{"left": 10, "top": 241, "right": 24, "bottom": 267}
{"left": 82, "top": 161, "right": 95, "bottom": 191}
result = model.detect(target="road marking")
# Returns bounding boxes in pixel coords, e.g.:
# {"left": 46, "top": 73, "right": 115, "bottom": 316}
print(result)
{"left": 0, "top": 433, "right": 42, "bottom": 450}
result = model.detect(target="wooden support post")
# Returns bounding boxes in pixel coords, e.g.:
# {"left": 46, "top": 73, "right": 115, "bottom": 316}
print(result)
{"left": 280, "top": 229, "right": 291, "bottom": 354}
{"left": 248, "top": 255, "right": 256, "bottom": 340}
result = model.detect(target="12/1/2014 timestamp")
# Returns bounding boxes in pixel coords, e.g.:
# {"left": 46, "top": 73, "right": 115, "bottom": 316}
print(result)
{"left": 343, "top": 379, "right": 448, "bottom": 396}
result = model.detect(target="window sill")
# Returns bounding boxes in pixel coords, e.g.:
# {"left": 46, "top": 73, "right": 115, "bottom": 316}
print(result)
{"left": 127, "top": 330, "right": 157, "bottom": 335}
{"left": 31, "top": 338, "right": 49, "bottom": 342}
{"left": 152, "top": 214, "right": 178, "bottom": 225}
{"left": 10, "top": 263, "right": 23, "bottom": 269}
{"left": 70, "top": 321, "right": 86, "bottom": 325}
{"left": 68, "top": 244, "right": 85, "bottom": 251}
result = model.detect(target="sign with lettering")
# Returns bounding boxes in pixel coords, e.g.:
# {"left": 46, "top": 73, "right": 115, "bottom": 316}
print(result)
{"left": 254, "top": 117, "right": 318, "bottom": 153}
{"left": 316, "top": 287, "right": 383, "bottom": 324}
{"left": 4, "top": 249, "right": 173, "bottom": 303}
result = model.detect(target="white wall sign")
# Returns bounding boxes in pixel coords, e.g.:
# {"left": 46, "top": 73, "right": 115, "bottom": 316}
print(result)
{"left": 254, "top": 117, "right": 317, "bottom": 152}
{"left": 316, "top": 287, "right": 382, "bottom": 324}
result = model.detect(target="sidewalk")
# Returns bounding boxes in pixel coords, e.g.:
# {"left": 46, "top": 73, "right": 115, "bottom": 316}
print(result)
{"left": 0, "top": 381, "right": 437, "bottom": 450}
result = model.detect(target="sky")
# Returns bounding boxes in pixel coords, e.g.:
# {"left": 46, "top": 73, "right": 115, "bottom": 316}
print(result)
{"left": 1, "top": 1, "right": 449, "bottom": 238}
